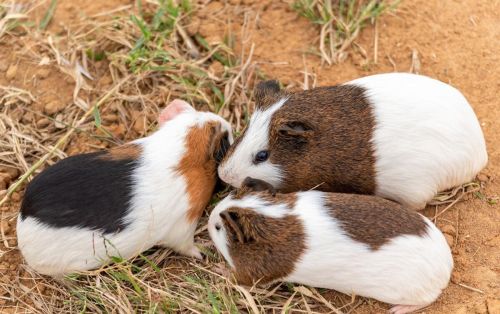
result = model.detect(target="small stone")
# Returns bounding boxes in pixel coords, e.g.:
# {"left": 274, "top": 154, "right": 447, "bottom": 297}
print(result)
{"left": 444, "top": 233, "right": 454, "bottom": 247}
{"left": 102, "top": 114, "right": 119, "bottom": 123}
{"left": 133, "top": 116, "right": 146, "bottom": 134}
{"left": 441, "top": 224, "right": 456, "bottom": 236}
{"left": 487, "top": 298, "right": 500, "bottom": 314}
{"left": 477, "top": 173, "right": 489, "bottom": 183}
{"left": 11, "top": 192, "right": 21, "bottom": 202}
{"left": 21, "top": 112, "right": 34, "bottom": 124}
{"left": 5, "top": 64, "right": 18, "bottom": 80}
{"left": 8, "top": 262, "right": 16, "bottom": 270}
{"left": 1, "top": 221, "right": 11, "bottom": 234}
{"left": 36, "top": 67, "right": 51, "bottom": 79}
{"left": 36, "top": 118, "right": 51, "bottom": 128}
{"left": 0, "top": 60, "right": 8, "bottom": 72}
{"left": 0, "top": 166, "right": 19, "bottom": 181}
{"left": 208, "top": 61, "right": 224, "bottom": 76}
{"left": 108, "top": 124, "right": 126, "bottom": 138}
{"left": 451, "top": 271, "right": 462, "bottom": 284}
{"left": 54, "top": 114, "right": 65, "bottom": 129}
{"left": 44, "top": 100, "right": 66, "bottom": 115}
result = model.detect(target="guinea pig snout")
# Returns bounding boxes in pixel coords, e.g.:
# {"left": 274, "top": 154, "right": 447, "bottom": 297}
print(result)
{"left": 217, "top": 167, "right": 240, "bottom": 188}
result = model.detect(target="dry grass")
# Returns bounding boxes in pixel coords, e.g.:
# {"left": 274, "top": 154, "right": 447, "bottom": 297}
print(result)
{"left": 292, "top": 0, "right": 399, "bottom": 64}
{"left": 0, "top": 0, "right": 490, "bottom": 313}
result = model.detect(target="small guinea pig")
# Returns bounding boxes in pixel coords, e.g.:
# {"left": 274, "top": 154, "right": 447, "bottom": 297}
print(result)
{"left": 208, "top": 189, "right": 453, "bottom": 314}
{"left": 17, "top": 99, "right": 233, "bottom": 277}
{"left": 218, "top": 73, "right": 488, "bottom": 209}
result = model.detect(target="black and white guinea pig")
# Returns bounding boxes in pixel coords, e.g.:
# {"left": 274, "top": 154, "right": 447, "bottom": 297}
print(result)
{"left": 17, "top": 99, "right": 233, "bottom": 277}
{"left": 218, "top": 72, "right": 488, "bottom": 209}
{"left": 208, "top": 188, "right": 453, "bottom": 314}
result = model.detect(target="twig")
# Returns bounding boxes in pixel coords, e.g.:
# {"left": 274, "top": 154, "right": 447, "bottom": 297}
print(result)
{"left": 176, "top": 23, "right": 200, "bottom": 59}
{"left": 386, "top": 53, "right": 397, "bottom": 71}
{"left": 457, "top": 283, "right": 484, "bottom": 294}
{"left": 235, "top": 285, "right": 259, "bottom": 314}
{"left": 409, "top": 48, "right": 421, "bottom": 74}
{"left": 319, "top": 23, "right": 332, "bottom": 65}
{"left": 222, "top": 43, "right": 255, "bottom": 109}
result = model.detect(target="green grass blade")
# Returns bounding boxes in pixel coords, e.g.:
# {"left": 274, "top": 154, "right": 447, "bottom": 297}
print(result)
{"left": 39, "top": 0, "right": 57, "bottom": 30}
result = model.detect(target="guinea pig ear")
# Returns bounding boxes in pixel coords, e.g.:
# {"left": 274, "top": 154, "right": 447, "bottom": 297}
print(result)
{"left": 220, "top": 208, "right": 258, "bottom": 244}
{"left": 159, "top": 99, "right": 195, "bottom": 125}
{"left": 254, "top": 80, "right": 282, "bottom": 109}
{"left": 242, "top": 177, "right": 276, "bottom": 196}
{"left": 210, "top": 129, "right": 231, "bottom": 164}
{"left": 278, "top": 121, "right": 313, "bottom": 140}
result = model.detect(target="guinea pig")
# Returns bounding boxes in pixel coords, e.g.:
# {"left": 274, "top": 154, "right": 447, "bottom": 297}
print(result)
{"left": 208, "top": 189, "right": 453, "bottom": 314}
{"left": 17, "top": 99, "right": 233, "bottom": 277}
{"left": 218, "top": 72, "right": 488, "bottom": 209}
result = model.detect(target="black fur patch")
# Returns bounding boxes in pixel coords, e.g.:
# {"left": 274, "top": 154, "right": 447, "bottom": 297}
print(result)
{"left": 20, "top": 151, "right": 139, "bottom": 234}
{"left": 215, "top": 131, "right": 231, "bottom": 164}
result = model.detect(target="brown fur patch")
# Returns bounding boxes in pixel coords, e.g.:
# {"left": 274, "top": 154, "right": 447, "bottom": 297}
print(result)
{"left": 241, "top": 177, "right": 276, "bottom": 195}
{"left": 221, "top": 206, "right": 305, "bottom": 285}
{"left": 177, "top": 122, "right": 221, "bottom": 223}
{"left": 254, "top": 80, "right": 289, "bottom": 110}
{"left": 267, "top": 84, "right": 377, "bottom": 195}
{"left": 100, "top": 143, "right": 142, "bottom": 160}
{"left": 325, "top": 193, "right": 428, "bottom": 250}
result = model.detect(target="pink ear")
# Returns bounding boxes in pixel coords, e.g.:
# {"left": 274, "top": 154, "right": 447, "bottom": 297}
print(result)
{"left": 159, "top": 99, "right": 194, "bottom": 125}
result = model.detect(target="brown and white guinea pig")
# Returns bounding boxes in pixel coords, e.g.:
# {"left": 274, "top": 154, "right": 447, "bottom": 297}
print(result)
{"left": 218, "top": 72, "right": 488, "bottom": 209}
{"left": 17, "top": 99, "right": 233, "bottom": 277}
{"left": 208, "top": 185, "right": 453, "bottom": 314}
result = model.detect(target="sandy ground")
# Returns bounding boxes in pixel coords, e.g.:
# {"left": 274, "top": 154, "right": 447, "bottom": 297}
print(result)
{"left": 0, "top": 0, "right": 499, "bottom": 313}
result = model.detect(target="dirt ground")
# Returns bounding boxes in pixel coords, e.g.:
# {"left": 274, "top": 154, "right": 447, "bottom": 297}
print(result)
{"left": 0, "top": 0, "right": 499, "bottom": 313}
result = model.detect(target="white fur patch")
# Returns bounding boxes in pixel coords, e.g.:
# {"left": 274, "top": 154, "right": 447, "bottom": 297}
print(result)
{"left": 285, "top": 191, "right": 453, "bottom": 306}
{"left": 218, "top": 99, "right": 287, "bottom": 188}
{"left": 207, "top": 196, "right": 236, "bottom": 268}
{"left": 348, "top": 73, "right": 487, "bottom": 208}
{"left": 17, "top": 110, "right": 232, "bottom": 276}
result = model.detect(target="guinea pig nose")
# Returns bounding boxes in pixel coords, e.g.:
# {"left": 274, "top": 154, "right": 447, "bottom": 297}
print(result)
{"left": 218, "top": 168, "right": 231, "bottom": 182}
{"left": 242, "top": 177, "right": 276, "bottom": 195}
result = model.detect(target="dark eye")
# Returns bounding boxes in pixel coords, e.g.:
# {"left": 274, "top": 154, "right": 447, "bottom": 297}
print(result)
{"left": 254, "top": 150, "right": 269, "bottom": 164}
{"left": 215, "top": 223, "right": 221, "bottom": 231}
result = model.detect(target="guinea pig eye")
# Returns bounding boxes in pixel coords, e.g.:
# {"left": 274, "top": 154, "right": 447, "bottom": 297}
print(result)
{"left": 254, "top": 150, "right": 269, "bottom": 164}
{"left": 215, "top": 223, "right": 221, "bottom": 231}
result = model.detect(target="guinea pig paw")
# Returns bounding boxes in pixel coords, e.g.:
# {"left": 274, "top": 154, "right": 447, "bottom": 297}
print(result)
{"left": 389, "top": 304, "right": 426, "bottom": 314}
{"left": 182, "top": 246, "right": 203, "bottom": 260}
